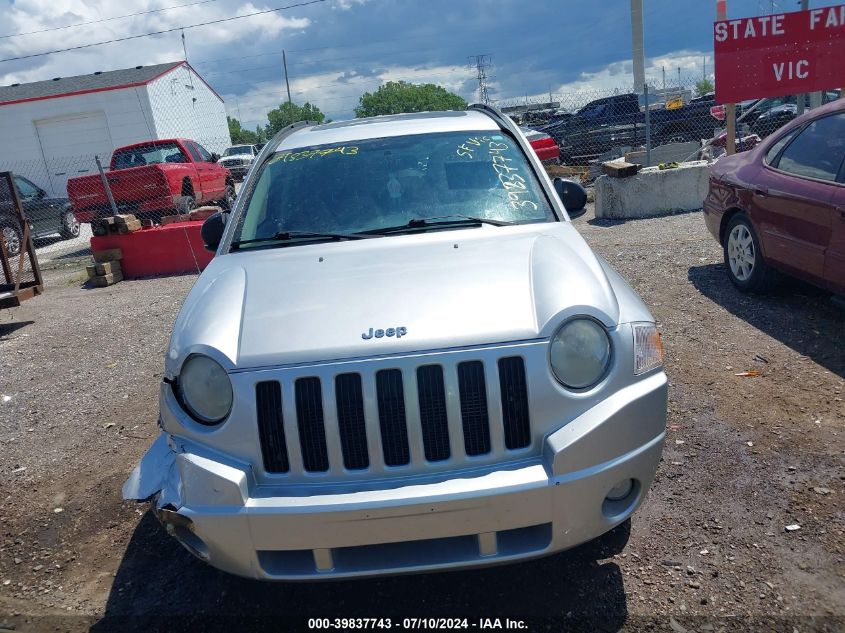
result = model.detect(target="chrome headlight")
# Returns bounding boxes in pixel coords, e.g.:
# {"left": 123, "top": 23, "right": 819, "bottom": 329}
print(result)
{"left": 177, "top": 355, "right": 233, "bottom": 424}
{"left": 632, "top": 322, "right": 664, "bottom": 374}
{"left": 549, "top": 318, "right": 612, "bottom": 389}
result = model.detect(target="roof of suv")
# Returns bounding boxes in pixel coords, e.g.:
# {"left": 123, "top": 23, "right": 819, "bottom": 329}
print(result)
{"left": 277, "top": 109, "right": 499, "bottom": 150}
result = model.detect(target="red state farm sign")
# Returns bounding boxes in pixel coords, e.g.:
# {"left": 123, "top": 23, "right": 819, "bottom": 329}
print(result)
{"left": 714, "top": 4, "right": 845, "bottom": 104}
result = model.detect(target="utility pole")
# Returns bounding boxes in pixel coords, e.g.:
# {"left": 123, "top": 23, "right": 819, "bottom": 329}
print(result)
{"left": 283, "top": 49, "right": 292, "bottom": 112}
{"left": 662, "top": 66, "right": 666, "bottom": 92}
{"left": 469, "top": 55, "right": 491, "bottom": 105}
{"left": 630, "top": 0, "right": 646, "bottom": 92}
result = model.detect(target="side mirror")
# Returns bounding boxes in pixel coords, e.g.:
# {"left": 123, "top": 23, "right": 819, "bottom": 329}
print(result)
{"left": 201, "top": 211, "right": 225, "bottom": 252}
{"left": 210, "top": 152, "right": 220, "bottom": 163}
{"left": 553, "top": 177, "right": 588, "bottom": 219}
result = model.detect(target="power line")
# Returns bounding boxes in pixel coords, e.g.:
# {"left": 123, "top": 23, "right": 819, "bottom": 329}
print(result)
{"left": 0, "top": 0, "right": 326, "bottom": 64}
{"left": 0, "top": 0, "right": 224, "bottom": 40}
{"left": 468, "top": 54, "right": 491, "bottom": 104}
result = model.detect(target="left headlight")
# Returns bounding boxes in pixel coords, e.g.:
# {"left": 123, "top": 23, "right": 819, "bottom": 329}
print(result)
{"left": 177, "top": 355, "right": 233, "bottom": 425}
{"left": 550, "top": 318, "right": 612, "bottom": 390}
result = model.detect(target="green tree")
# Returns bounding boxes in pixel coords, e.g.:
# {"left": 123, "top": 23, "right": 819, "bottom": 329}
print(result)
{"left": 354, "top": 81, "right": 467, "bottom": 118}
{"left": 694, "top": 78, "right": 715, "bottom": 97}
{"left": 227, "top": 116, "right": 259, "bottom": 145}
{"left": 265, "top": 101, "right": 325, "bottom": 137}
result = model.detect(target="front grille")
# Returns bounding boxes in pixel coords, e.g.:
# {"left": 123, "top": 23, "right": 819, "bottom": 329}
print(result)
{"left": 335, "top": 373, "right": 369, "bottom": 470}
{"left": 457, "top": 361, "right": 491, "bottom": 456}
{"left": 295, "top": 377, "right": 329, "bottom": 472}
{"left": 417, "top": 365, "right": 450, "bottom": 462}
{"left": 255, "top": 356, "right": 531, "bottom": 476}
{"left": 256, "top": 381, "right": 289, "bottom": 473}
{"left": 498, "top": 357, "right": 531, "bottom": 449}
{"left": 376, "top": 369, "right": 410, "bottom": 466}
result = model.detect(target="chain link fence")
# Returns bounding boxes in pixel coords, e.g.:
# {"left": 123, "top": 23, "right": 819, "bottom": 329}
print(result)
{"left": 0, "top": 138, "right": 237, "bottom": 268}
{"left": 496, "top": 72, "right": 839, "bottom": 173}
{"left": 1, "top": 68, "right": 838, "bottom": 266}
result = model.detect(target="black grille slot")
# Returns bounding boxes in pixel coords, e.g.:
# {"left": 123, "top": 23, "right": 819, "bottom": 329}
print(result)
{"left": 294, "top": 377, "right": 329, "bottom": 472}
{"left": 335, "top": 373, "right": 369, "bottom": 470}
{"left": 457, "top": 361, "right": 491, "bottom": 455}
{"left": 498, "top": 356, "right": 531, "bottom": 449}
{"left": 255, "top": 381, "right": 289, "bottom": 473}
{"left": 416, "top": 365, "right": 450, "bottom": 462}
{"left": 376, "top": 369, "right": 410, "bottom": 466}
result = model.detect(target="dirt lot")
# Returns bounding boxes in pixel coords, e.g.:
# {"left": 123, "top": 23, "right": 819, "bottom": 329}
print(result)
{"left": 0, "top": 207, "right": 842, "bottom": 632}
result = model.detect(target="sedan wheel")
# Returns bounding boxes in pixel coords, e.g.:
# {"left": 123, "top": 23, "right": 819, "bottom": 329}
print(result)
{"left": 1, "top": 222, "right": 22, "bottom": 257}
{"left": 60, "top": 210, "right": 81, "bottom": 240}
{"left": 727, "top": 224, "right": 755, "bottom": 281}
{"left": 723, "top": 213, "right": 776, "bottom": 293}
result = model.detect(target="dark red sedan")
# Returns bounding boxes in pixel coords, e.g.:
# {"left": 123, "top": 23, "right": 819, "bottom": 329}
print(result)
{"left": 703, "top": 98, "right": 845, "bottom": 295}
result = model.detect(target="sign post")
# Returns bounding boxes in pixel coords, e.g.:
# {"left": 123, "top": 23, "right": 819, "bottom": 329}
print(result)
{"left": 715, "top": 0, "right": 735, "bottom": 154}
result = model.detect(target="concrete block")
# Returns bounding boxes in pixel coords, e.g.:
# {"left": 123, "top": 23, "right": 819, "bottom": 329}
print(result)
{"left": 594, "top": 161, "right": 710, "bottom": 219}
{"left": 625, "top": 141, "right": 701, "bottom": 167}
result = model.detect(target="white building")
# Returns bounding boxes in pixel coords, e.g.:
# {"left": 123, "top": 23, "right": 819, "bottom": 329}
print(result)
{"left": 0, "top": 62, "right": 231, "bottom": 196}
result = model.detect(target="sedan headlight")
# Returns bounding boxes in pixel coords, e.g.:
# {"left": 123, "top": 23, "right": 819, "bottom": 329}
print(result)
{"left": 177, "top": 355, "right": 233, "bottom": 424}
{"left": 632, "top": 322, "right": 664, "bottom": 374}
{"left": 550, "top": 318, "right": 612, "bottom": 389}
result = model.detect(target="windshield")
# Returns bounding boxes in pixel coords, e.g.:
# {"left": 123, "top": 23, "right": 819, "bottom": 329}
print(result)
{"left": 112, "top": 143, "right": 186, "bottom": 170}
{"left": 231, "top": 130, "right": 555, "bottom": 247}
{"left": 224, "top": 146, "right": 252, "bottom": 156}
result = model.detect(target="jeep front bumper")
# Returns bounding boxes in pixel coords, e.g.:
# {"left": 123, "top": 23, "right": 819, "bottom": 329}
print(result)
{"left": 124, "top": 372, "right": 666, "bottom": 580}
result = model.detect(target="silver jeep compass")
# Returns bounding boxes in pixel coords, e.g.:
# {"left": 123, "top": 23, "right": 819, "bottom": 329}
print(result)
{"left": 124, "top": 105, "right": 667, "bottom": 580}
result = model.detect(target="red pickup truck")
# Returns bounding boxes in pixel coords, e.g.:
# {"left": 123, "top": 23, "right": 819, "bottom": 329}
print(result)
{"left": 68, "top": 139, "right": 235, "bottom": 223}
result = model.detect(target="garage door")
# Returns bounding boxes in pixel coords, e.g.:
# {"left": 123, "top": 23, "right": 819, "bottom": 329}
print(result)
{"left": 35, "top": 112, "right": 114, "bottom": 196}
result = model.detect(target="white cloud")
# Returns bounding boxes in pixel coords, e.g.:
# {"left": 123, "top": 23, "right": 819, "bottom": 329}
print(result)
{"left": 224, "top": 63, "right": 474, "bottom": 127}
{"left": 0, "top": 0, "right": 311, "bottom": 86}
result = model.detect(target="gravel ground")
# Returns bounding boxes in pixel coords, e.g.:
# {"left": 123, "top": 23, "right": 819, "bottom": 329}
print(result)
{"left": 0, "top": 205, "right": 842, "bottom": 632}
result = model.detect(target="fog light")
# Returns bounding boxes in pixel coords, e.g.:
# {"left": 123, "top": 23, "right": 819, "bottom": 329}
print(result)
{"left": 606, "top": 479, "right": 634, "bottom": 501}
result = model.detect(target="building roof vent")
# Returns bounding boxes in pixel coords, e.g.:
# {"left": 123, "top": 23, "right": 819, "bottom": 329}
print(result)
{"left": 94, "top": 71, "right": 102, "bottom": 75}
{"left": 11, "top": 83, "right": 20, "bottom": 87}
{"left": 135, "top": 65, "right": 143, "bottom": 69}
{"left": 52, "top": 77, "right": 61, "bottom": 81}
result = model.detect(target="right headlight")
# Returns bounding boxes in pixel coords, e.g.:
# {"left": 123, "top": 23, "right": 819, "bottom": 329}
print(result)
{"left": 632, "top": 322, "right": 664, "bottom": 374}
{"left": 550, "top": 318, "right": 612, "bottom": 390}
{"left": 176, "top": 354, "right": 233, "bottom": 425}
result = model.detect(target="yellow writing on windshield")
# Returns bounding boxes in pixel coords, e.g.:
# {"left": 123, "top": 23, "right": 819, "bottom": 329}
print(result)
{"left": 271, "top": 146, "right": 359, "bottom": 164}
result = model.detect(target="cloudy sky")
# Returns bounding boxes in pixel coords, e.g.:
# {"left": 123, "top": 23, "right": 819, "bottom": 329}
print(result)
{"left": 0, "top": 0, "right": 840, "bottom": 129}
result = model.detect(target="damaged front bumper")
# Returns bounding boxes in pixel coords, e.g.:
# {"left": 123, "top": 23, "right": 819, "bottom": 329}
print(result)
{"left": 125, "top": 372, "right": 667, "bottom": 580}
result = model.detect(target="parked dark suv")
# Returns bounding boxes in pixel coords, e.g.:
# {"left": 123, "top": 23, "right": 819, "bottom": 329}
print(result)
{"left": 0, "top": 175, "right": 79, "bottom": 257}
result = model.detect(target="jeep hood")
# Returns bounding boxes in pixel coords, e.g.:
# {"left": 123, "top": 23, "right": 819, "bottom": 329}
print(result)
{"left": 167, "top": 224, "right": 634, "bottom": 372}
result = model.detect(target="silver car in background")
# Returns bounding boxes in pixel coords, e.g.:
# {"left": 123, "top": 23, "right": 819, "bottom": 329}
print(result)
{"left": 124, "top": 105, "right": 667, "bottom": 580}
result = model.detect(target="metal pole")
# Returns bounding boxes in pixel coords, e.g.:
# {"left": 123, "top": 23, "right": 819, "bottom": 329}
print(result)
{"left": 630, "top": 0, "right": 646, "bottom": 93}
{"left": 644, "top": 84, "right": 652, "bottom": 166}
{"left": 283, "top": 49, "right": 292, "bottom": 112}
{"left": 95, "top": 156, "right": 118, "bottom": 217}
{"left": 717, "top": 0, "right": 736, "bottom": 155}
{"left": 797, "top": 0, "right": 808, "bottom": 116}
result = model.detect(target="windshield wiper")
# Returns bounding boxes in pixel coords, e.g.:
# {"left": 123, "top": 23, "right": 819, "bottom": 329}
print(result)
{"left": 231, "top": 231, "right": 366, "bottom": 249}
{"left": 356, "top": 215, "right": 515, "bottom": 236}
